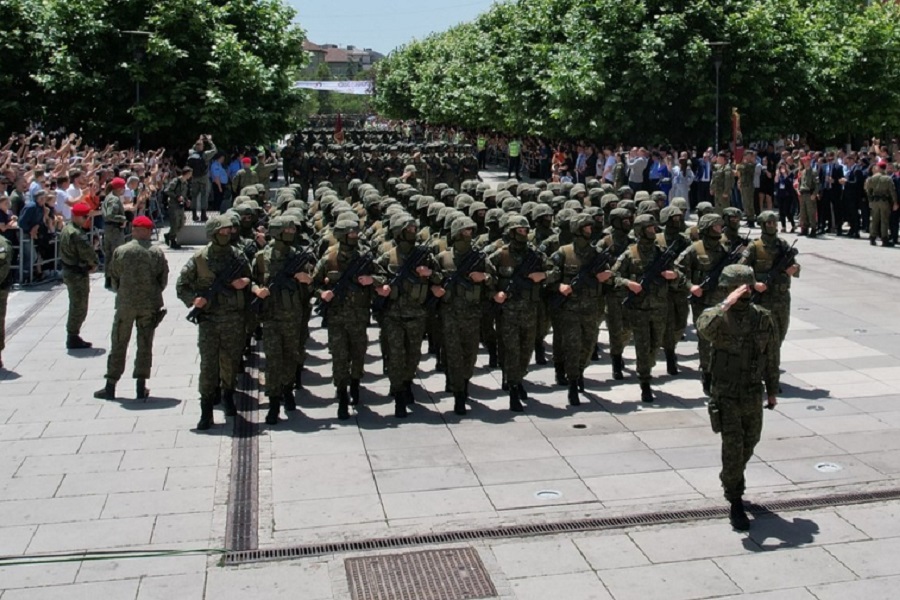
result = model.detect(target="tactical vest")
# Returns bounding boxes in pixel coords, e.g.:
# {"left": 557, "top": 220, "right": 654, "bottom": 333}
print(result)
{"left": 496, "top": 246, "right": 541, "bottom": 303}
{"left": 709, "top": 308, "right": 771, "bottom": 395}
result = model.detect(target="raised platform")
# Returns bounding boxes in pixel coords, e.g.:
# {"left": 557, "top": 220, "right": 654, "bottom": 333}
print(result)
{"left": 170, "top": 222, "right": 208, "bottom": 246}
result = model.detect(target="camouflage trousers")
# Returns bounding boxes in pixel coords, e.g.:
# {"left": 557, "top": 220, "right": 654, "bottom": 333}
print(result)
{"left": 799, "top": 192, "right": 817, "bottom": 232}
{"left": 326, "top": 309, "right": 369, "bottom": 388}
{"left": 691, "top": 301, "right": 715, "bottom": 374}
{"left": 740, "top": 186, "right": 756, "bottom": 222}
{"left": 626, "top": 308, "right": 666, "bottom": 381}
{"left": 480, "top": 305, "right": 498, "bottom": 356}
{"left": 441, "top": 307, "right": 481, "bottom": 394}
{"left": 102, "top": 227, "right": 125, "bottom": 267}
{"left": 718, "top": 394, "right": 763, "bottom": 502}
{"left": 169, "top": 207, "right": 185, "bottom": 243}
{"left": 498, "top": 303, "right": 537, "bottom": 386}
{"left": 262, "top": 317, "right": 301, "bottom": 396}
{"left": 870, "top": 200, "right": 890, "bottom": 240}
{"left": 63, "top": 272, "right": 90, "bottom": 335}
{"left": 714, "top": 193, "right": 730, "bottom": 214}
{"left": 555, "top": 307, "right": 602, "bottom": 381}
{"left": 662, "top": 294, "right": 690, "bottom": 352}
{"left": 0, "top": 288, "right": 8, "bottom": 353}
{"left": 758, "top": 293, "right": 791, "bottom": 345}
{"left": 604, "top": 295, "right": 632, "bottom": 355}
{"left": 105, "top": 308, "right": 157, "bottom": 381}
{"left": 197, "top": 316, "right": 245, "bottom": 396}
{"left": 383, "top": 312, "right": 427, "bottom": 393}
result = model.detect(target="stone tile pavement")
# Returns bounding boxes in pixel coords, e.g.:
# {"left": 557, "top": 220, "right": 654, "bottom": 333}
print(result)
{"left": 1, "top": 204, "right": 900, "bottom": 598}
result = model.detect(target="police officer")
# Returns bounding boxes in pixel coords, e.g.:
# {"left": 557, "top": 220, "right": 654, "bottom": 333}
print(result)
{"left": 60, "top": 202, "right": 99, "bottom": 349}
{"left": 94, "top": 216, "right": 169, "bottom": 400}
{"left": 697, "top": 264, "right": 780, "bottom": 531}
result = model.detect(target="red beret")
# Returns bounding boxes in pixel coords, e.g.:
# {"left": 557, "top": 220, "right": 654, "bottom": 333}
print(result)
{"left": 241, "top": 157, "right": 252, "bottom": 165}
{"left": 110, "top": 177, "right": 127, "bottom": 190}
{"left": 72, "top": 202, "right": 91, "bottom": 217}
{"left": 132, "top": 216, "right": 154, "bottom": 229}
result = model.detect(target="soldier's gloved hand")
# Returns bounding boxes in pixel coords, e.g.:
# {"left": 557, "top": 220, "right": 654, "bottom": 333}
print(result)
{"left": 558, "top": 283, "right": 573, "bottom": 296}
{"left": 626, "top": 280, "right": 643, "bottom": 294}
{"left": 357, "top": 275, "right": 374, "bottom": 286}
{"left": 528, "top": 271, "right": 547, "bottom": 283}
{"left": 753, "top": 282, "right": 767, "bottom": 293}
{"left": 231, "top": 277, "right": 250, "bottom": 290}
{"left": 255, "top": 287, "right": 270, "bottom": 299}
{"left": 596, "top": 270, "right": 613, "bottom": 283}
{"left": 415, "top": 266, "right": 432, "bottom": 278}
{"left": 468, "top": 271, "right": 486, "bottom": 283}
{"left": 661, "top": 270, "right": 677, "bottom": 281}
{"left": 294, "top": 272, "right": 312, "bottom": 285}
{"left": 493, "top": 291, "right": 507, "bottom": 304}
{"left": 430, "top": 285, "right": 446, "bottom": 298}
{"left": 193, "top": 297, "right": 208, "bottom": 309}
{"left": 320, "top": 290, "right": 335, "bottom": 303}
{"left": 375, "top": 284, "right": 391, "bottom": 297}
{"left": 690, "top": 285, "right": 703, "bottom": 297}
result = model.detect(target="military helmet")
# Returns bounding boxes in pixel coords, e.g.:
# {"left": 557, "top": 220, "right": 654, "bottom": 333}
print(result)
{"left": 234, "top": 202, "right": 257, "bottom": 217}
{"left": 722, "top": 207, "right": 744, "bottom": 220}
{"left": 600, "top": 193, "right": 619, "bottom": 211}
{"left": 224, "top": 210, "right": 241, "bottom": 228}
{"left": 389, "top": 212, "right": 416, "bottom": 238}
{"left": 426, "top": 202, "right": 446, "bottom": 219}
{"left": 609, "top": 208, "right": 631, "bottom": 231}
{"left": 659, "top": 205, "right": 683, "bottom": 225}
{"left": 670, "top": 197, "right": 689, "bottom": 213}
{"left": 561, "top": 181, "right": 575, "bottom": 196}
{"left": 444, "top": 210, "right": 464, "bottom": 232}
{"left": 504, "top": 214, "right": 530, "bottom": 233}
{"left": 440, "top": 188, "right": 457, "bottom": 202}
{"left": 632, "top": 213, "right": 658, "bottom": 235}
{"left": 316, "top": 181, "right": 333, "bottom": 189}
{"left": 588, "top": 187, "right": 605, "bottom": 202}
{"left": 563, "top": 199, "right": 583, "bottom": 213}
{"left": 267, "top": 216, "right": 290, "bottom": 239}
{"left": 634, "top": 190, "right": 651, "bottom": 203}
{"left": 433, "top": 183, "right": 449, "bottom": 194}
{"left": 482, "top": 188, "right": 498, "bottom": 204}
{"left": 232, "top": 195, "right": 251, "bottom": 209}
{"left": 616, "top": 185, "right": 633, "bottom": 199}
{"left": 521, "top": 201, "right": 537, "bottom": 220}
{"left": 537, "top": 190, "right": 555, "bottom": 204}
{"left": 556, "top": 208, "right": 578, "bottom": 228}
{"left": 501, "top": 197, "right": 522, "bottom": 213}
{"left": 241, "top": 186, "right": 259, "bottom": 198}
{"left": 698, "top": 213, "right": 724, "bottom": 235}
{"left": 484, "top": 207, "right": 504, "bottom": 226}
{"left": 569, "top": 212, "right": 594, "bottom": 235}
{"left": 696, "top": 201, "right": 715, "bottom": 216}
{"left": 467, "top": 201, "right": 488, "bottom": 217}
{"left": 757, "top": 210, "right": 779, "bottom": 225}
{"left": 636, "top": 200, "right": 659, "bottom": 216}
{"left": 650, "top": 190, "right": 667, "bottom": 205}
{"left": 534, "top": 180, "right": 548, "bottom": 190}
{"left": 451, "top": 216, "right": 477, "bottom": 240}
{"left": 532, "top": 203, "right": 553, "bottom": 220}
{"left": 454, "top": 193, "right": 475, "bottom": 211}
{"left": 569, "top": 184, "right": 587, "bottom": 199}
{"left": 417, "top": 195, "right": 436, "bottom": 211}
{"left": 206, "top": 214, "right": 233, "bottom": 239}
{"left": 719, "top": 264, "right": 756, "bottom": 288}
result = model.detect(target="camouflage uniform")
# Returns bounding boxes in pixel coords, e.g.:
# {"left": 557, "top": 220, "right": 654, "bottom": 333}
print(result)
{"left": 710, "top": 161, "right": 735, "bottom": 214}
{"left": 176, "top": 216, "right": 251, "bottom": 430}
{"left": 598, "top": 209, "right": 633, "bottom": 379}
{"left": 697, "top": 264, "right": 779, "bottom": 530}
{"left": 164, "top": 176, "right": 189, "bottom": 248}
{"left": 798, "top": 162, "right": 819, "bottom": 236}
{"left": 865, "top": 168, "right": 898, "bottom": 243}
{"left": 59, "top": 220, "right": 99, "bottom": 344}
{"left": 736, "top": 158, "right": 757, "bottom": 224}
{"left": 657, "top": 207, "right": 690, "bottom": 374}
{"left": 102, "top": 191, "right": 127, "bottom": 273}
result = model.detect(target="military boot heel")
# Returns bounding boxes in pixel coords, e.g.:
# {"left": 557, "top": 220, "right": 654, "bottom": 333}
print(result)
{"left": 222, "top": 389, "right": 237, "bottom": 417}
{"left": 640, "top": 380, "right": 654, "bottom": 403}
{"left": 393, "top": 391, "right": 408, "bottom": 419}
{"left": 197, "top": 397, "right": 215, "bottom": 431}
{"left": 554, "top": 363, "right": 568, "bottom": 386}
{"left": 729, "top": 499, "right": 750, "bottom": 531}
{"left": 136, "top": 379, "right": 150, "bottom": 399}
{"left": 265, "top": 397, "right": 280, "bottom": 425}
{"left": 612, "top": 354, "right": 625, "bottom": 380}
{"left": 534, "top": 341, "right": 547, "bottom": 365}
{"left": 453, "top": 392, "right": 467, "bottom": 416}
{"left": 349, "top": 379, "right": 361, "bottom": 406}
{"left": 283, "top": 387, "right": 297, "bottom": 412}
{"left": 487, "top": 345, "right": 498, "bottom": 368}
{"left": 591, "top": 343, "right": 600, "bottom": 361}
{"left": 509, "top": 385, "right": 524, "bottom": 412}
{"left": 567, "top": 381, "right": 581, "bottom": 406}
{"left": 337, "top": 387, "right": 351, "bottom": 420}
{"left": 665, "top": 349, "right": 679, "bottom": 376}
{"left": 93, "top": 380, "right": 116, "bottom": 400}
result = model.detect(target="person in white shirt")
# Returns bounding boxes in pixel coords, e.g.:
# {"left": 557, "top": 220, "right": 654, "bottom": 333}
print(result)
{"left": 55, "top": 176, "right": 73, "bottom": 221}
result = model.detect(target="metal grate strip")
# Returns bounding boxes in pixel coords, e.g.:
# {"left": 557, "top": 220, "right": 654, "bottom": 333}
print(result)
{"left": 223, "top": 486, "right": 900, "bottom": 565}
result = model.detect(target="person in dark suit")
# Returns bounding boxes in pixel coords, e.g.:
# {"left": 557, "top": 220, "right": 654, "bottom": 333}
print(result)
{"left": 838, "top": 153, "right": 863, "bottom": 237}
{"left": 695, "top": 149, "right": 713, "bottom": 211}
{"left": 817, "top": 151, "right": 842, "bottom": 234}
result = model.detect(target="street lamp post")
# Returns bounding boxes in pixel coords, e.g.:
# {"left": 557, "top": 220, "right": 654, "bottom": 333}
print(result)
{"left": 121, "top": 30, "right": 151, "bottom": 151}
{"left": 706, "top": 41, "right": 729, "bottom": 153}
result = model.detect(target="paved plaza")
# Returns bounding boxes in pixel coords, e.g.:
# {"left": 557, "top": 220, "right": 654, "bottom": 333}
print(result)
{"left": 2, "top": 210, "right": 900, "bottom": 598}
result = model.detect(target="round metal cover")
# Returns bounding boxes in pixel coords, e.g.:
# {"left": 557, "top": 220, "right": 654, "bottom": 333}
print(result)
{"left": 815, "top": 462, "right": 843, "bottom": 473}
{"left": 535, "top": 490, "right": 563, "bottom": 500}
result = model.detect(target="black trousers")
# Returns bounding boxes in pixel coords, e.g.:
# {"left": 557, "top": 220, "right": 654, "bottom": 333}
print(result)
{"left": 694, "top": 181, "right": 710, "bottom": 210}
{"left": 508, "top": 156, "right": 521, "bottom": 179}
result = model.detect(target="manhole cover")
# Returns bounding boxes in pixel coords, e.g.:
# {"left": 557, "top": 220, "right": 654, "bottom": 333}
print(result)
{"left": 535, "top": 490, "right": 563, "bottom": 500}
{"left": 815, "top": 462, "right": 843, "bottom": 473}
{"left": 345, "top": 547, "right": 496, "bottom": 600}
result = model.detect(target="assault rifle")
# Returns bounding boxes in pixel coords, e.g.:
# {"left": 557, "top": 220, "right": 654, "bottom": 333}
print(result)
{"left": 372, "top": 244, "right": 432, "bottom": 314}
{"left": 549, "top": 246, "right": 616, "bottom": 309}
{"left": 425, "top": 248, "right": 486, "bottom": 310}
{"left": 185, "top": 256, "right": 247, "bottom": 324}
{"left": 492, "top": 247, "right": 544, "bottom": 314}
{"left": 249, "top": 247, "right": 317, "bottom": 314}
{"left": 622, "top": 237, "right": 689, "bottom": 308}
{"left": 313, "top": 249, "right": 375, "bottom": 325}
{"left": 688, "top": 230, "right": 750, "bottom": 302}
{"left": 751, "top": 239, "right": 798, "bottom": 303}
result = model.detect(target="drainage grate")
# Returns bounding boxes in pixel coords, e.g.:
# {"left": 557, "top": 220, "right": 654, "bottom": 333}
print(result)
{"left": 806, "top": 252, "right": 900, "bottom": 281}
{"left": 224, "top": 342, "right": 261, "bottom": 552}
{"left": 224, "top": 486, "right": 900, "bottom": 565}
{"left": 6, "top": 283, "right": 65, "bottom": 339}
{"left": 345, "top": 547, "right": 496, "bottom": 600}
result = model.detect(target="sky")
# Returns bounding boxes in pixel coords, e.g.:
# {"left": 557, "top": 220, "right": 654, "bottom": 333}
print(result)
{"left": 287, "top": 0, "right": 498, "bottom": 55}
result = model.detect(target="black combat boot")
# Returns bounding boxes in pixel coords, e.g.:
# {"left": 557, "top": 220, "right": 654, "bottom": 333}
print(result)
{"left": 197, "top": 396, "right": 214, "bottom": 431}
{"left": 453, "top": 391, "right": 467, "bottom": 416}
{"left": 577, "top": 375, "right": 585, "bottom": 393}
{"left": 93, "top": 380, "right": 116, "bottom": 400}
{"left": 349, "top": 379, "right": 361, "bottom": 406}
{"left": 591, "top": 343, "right": 600, "bottom": 361}
{"left": 212, "top": 386, "right": 222, "bottom": 406}
{"left": 611, "top": 354, "right": 625, "bottom": 380}
{"left": 534, "top": 341, "right": 547, "bottom": 365}
{"left": 171, "top": 240, "right": 182, "bottom": 250}
{"left": 164, "top": 232, "right": 172, "bottom": 247}
{"left": 393, "top": 391, "right": 408, "bottom": 418}
{"left": 265, "top": 397, "right": 280, "bottom": 425}
{"left": 136, "top": 379, "right": 149, "bottom": 399}
{"left": 501, "top": 373, "right": 509, "bottom": 391}
{"left": 104, "top": 276, "right": 112, "bottom": 290}
{"left": 517, "top": 382, "right": 529, "bottom": 401}
{"left": 640, "top": 380, "right": 654, "bottom": 403}
{"left": 702, "top": 372, "right": 712, "bottom": 396}
{"left": 509, "top": 385, "right": 524, "bottom": 412}
{"left": 554, "top": 363, "right": 568, "bottom": 386}
{"left": 222, "top": 389, "right": 237, "bottom": 417}
{"left": 192, "top": 210, "right": 199, "bottom": 222}
{"left": 283, "top": 386, "right": 296, "bottom": 412}
{"left": 487, "top": 344, "right": 498, "bottom": 368}
{"left": 337, "top": 386, "right": 351, "bottom": 420}
{"left": 66, "top": 334, "right": 92, "bottom": 350}
{"left": 200, "top": 210, "right": 208, "bottom": 222}
{"left": 567, "top": 381, "right": 580, "bottom": 406}
{"left": 729, "top": 499, "right": 750, "bottom": 531}
{"left": 665, "top": 349, "right": 679, "bottom": 376}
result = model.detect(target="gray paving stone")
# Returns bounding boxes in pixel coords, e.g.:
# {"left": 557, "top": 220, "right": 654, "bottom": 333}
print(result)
{"left": 163, "top": 466, "right": 219, "bottom": 491}
{"left": 629, "top": 521, "right": 757, "bottom": 562}
{"left": 138, "top": 573, "right": 206, "bottom": 600}
{"left": 491, "top": 538, "right": 590, "bottom": 578}
{"left": 381, "top": 486, "right": 493, "bottom": 520}
{"left": 824, "top": 537, "right": 900, "bottom": 578}
{"left": 824, "top": 429, "right": 900, "bottom": 453}
{"left": 792, "top": 414, "right": 892, "bottom": 436}
{"left": 678, "top": 463, "right": 793, "bottom": 497}
{"left": 56, "top": 468, "right": 166, "bottom": 496}
{"left": 583, "top": 471, "right": 696, "bottom": 502}
{"left": 0, "top": 525, "right": 37, "bottom": 555}
{"left": 573, "top": 533, "right": 651, "bottom": 571}
{"left": 150, "top": 513, "right": 213, "bottom": 545}
{"left": 510, "top": 572, "right": 612, "bottom": 600}
{"left": 748, "top": 510, "right": 869, "bottom": 549}
{"left": 2, "top": 436, "right": 84, "bottom": 459}
{"left": 205, "top": 561, "right": 333, "bottom": 600}
{"left": 368, "top": 444, "right": 468, "bottom": 470}
{"left": 634, "top": 427, "right": 718, "bottom": 450}
{"left": 714, "top": 546, "right": 856, "bottom": 593}
{"left": 0, "top": 423, "right": 48, "bottom": 441}
{"left": 78, "top": 431, "right": 178, "bottom": 453}
{"left": 273, "top": 495, "right": 385, "bottom": 531}
{"left": 809, "top": 574, "right": 900, "bottom": 600}
{"left": 752, "top": 436, "right": 847, "bottom": 462}
{"left": 767, "top": 454, "right": 885, "bottom": 485}
{"left": 1, "top": 579, "right": 141, "bottom": 600}
{"left": 713, "top": 590, "right": 819, "bottom": 600}
{"left": 549, "top": 432, "right": 649, "bottom": 457}
{"left": 17, "top": 451, "right": 123, "bottom": 476}
{"left": 566, "top": 450, "right": 672, "bottom": 478}
{"left": 653, "top": 444, "right": 722, "bottom": 469}
{"left": 483, "top": 478, "right": 598, "bottom": 510}
{"left": 119, "top": 447, "right": 219, "bottom": 470}
{"left": 598, "top": 559, "right": 740, "bottom": 600}
{"left": 101, "top": 488, "right": 215, "bottom": 519}
{"left": 470, "top": 456, "right": 576, "bottom": 486}
{"left": 373, "top": 464, "right": 480, "bottom": 494}
{"left": 0, "top": 562, "right": 80, "bottom": 590}
{"left": 75, "top": 553, "right": 207, "bottom": 582}
{"left": 0, "top": 474, "right": 62, "bottom": 500}
{"left": 28, "top": 516, "right": 155, "bottom": 553}
{"left": 0, "top": 495, "right": 104, "bottom": 525}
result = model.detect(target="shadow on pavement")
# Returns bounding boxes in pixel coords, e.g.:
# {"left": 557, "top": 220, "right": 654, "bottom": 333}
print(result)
{"left": 744, "top": 505, "right": 821, "bottom": 551}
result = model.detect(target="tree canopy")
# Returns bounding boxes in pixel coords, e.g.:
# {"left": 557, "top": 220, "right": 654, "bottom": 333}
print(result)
{"left": 374, "top": 0, "right": 900, "bottom": 146}
{"left": 0, "top": 0, "right": 308, "bottom": 148}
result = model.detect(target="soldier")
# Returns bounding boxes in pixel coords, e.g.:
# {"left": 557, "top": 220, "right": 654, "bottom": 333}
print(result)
{"left": 864, "top": 160, "right": 898, "bottom": 246}
{"left": 0, "top": 235, "right": 11, "bottom": 368}
{"left": 59, "top": 202, "right": 99, "bottom": 350}
{"left": 736, "top": 151, "right": 757, "bottom": 226}
{"left": 374, "top": 213, "right": 439, "bottom": 417}
{"left": 657, "top": 206, "right": 690, "bottom": 375}
{"left": 487, "top": 215, "right": 554, "bottom": 411}
{"left": 721, "top": 207, "right": 746, "bottom": 250}
{"left": 312, "top": 216, "right": 379, "bottom": 420}
{"left": 250, "top": 217, "right": 313, "bottom": 425}
{"left": 231, "top": 158, "right": 258, "bottom": 197}
{"left": 797, "top": 155, "right": 819, "bottom": 237}
{"left": 433, "top": 216, "right": 491, "bottom": 415}
{"left": 164, "top": 167, "right": 192, "bottom": 249}
{"left": 187, "top": 135, "right": 217, "bottom": 222}
{"left": 740, "top": 211, "right": 800, "bottom": 344}
{"left": 677, "top": 213, "right": 731, "bottom": 395}
{"left": 550, "top": 214, "right": 612, "bottom": 405}
{"left": 709, "top": 151, "right": 735, "bottom": 214}
{"left": 697, "top": 264, "right": 780, "bottom": 531}
{"left": 93, "top": 216, "right": 169, "bottom": 400}
{"left": 102, "top": 177, "right": 130, "bottom": 288}
{"left": 613, "top": 214, "right": 682, "bottom": 402}
{"left": 599, "top": 208, "right": 633, "bottom": 380}
{"left": 176, "top": 215, "right": 252, "bottom": 431}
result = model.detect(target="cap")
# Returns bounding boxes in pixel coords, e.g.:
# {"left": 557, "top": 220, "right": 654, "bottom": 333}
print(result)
{"left": 132, "top": 216, "right": 154, "bottom": 229}
{"left": 241, "top": 157, "right": 252, "bottom": 165}
{"left": 110, "top": 177, "right": 126, "bottom": 190}
{"left": 72, "top": 202, "right": 92, "bottom": 217}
